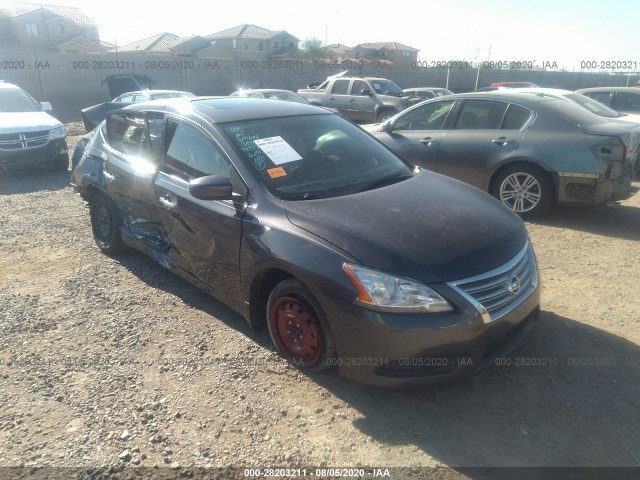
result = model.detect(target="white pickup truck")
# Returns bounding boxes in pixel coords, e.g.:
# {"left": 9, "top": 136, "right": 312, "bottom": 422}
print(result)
{"left": 297, "top": 76, "right": 421, "bottom": 123}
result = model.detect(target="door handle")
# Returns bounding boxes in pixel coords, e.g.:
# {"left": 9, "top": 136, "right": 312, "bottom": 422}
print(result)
{"left": 329, "top": 97, "right": 336, "bottom": 101}
{"left": 492, "top": 137, "right": 511, "bottom": 146}
{"left": 103, "top": 169, "right": 115, "bottom": 181}
{"left": 158, "top": 195, "right": 175, "bottom": 209}
{"left": 419, "top": 137, "right": 439, "bottom": 145}
{"left": 349, "top": 98, "right": 356, "bottom": 103}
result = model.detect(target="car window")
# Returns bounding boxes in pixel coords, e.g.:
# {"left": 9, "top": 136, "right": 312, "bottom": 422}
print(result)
{"left": 164, "top": 120, "right": 230, "bottom": 180}
{"left": 585, "top": 92, "right": 612, "bottom": 106}
{"left": 133, "top": 95, "right": 149, "bottom": 103}
{"left": 454, "top": 100, "right": 508, "bottom": 130}
{"left": 616, "top": 93, "right": 640, "bottom": 112}
{"left": 352, "top": 80, "right": 369, "bottom": 96}
{"left": 106, "top": 113, "right": 148, "bottom": 157}
{"left": 502, "top": 104, "right": 532, "bottom": 130}
{"left": 117, "top": 95, "right": 135, "bottom": 103}
{"left": 332, "top": 80, "right": 349, "bottom": 95}
{"left": 0, "top": 87, "right": 41, "bottom": 112}
{"left": 393, "top": 100, "right": 455, "bottom": 131}
{"left": 418, "top": 91, "right": 434, "bottom": 98}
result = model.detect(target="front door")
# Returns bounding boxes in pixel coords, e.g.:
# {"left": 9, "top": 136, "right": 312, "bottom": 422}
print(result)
{"left": 153, "top": 117, "right": 246, "bottom": 301}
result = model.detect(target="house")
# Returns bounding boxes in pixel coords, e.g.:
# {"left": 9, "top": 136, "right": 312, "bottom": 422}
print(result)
{"left": 326, "top": 43, "right": 353, "bottom": 62}
{"left": 0, "top": 1, "right": 104, "bottom": 52}
{"left": 206, "top": 24, "right": 299, "bottom": 61}
{"left": 352, "top": 42, "right": 419, "bottom": 67}
{"left": 117, "top": 32, "right": 234, "bottom": 59}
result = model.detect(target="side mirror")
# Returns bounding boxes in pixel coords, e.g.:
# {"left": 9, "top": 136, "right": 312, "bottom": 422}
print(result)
{"left": 189, "top": 175, "right": 233, "bottom": 200}
{"left": 361, "top": 89, "right": 373, "bottom": 97}
{"left": 41, "top": 102, "right": 52, "bottom": 111}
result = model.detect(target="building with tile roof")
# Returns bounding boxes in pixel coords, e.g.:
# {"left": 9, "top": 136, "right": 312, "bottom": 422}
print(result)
{"left": 206, "top": 24, "right": 299, "bottom": 61}
{"left": 0, "top": 1, "right": 102, "bottom": 52}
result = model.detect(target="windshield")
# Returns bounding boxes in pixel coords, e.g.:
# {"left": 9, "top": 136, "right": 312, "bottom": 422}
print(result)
{"left": 565, "top": 93, "right": 622, "bottom": 118}
{"left": 0, "top": 89, "right": 42, "bottom": 113}
{"left": 150, "top": 92, "right": 194, "bottom": 100}
{"left": 221, "top": 114, "right": 413, "bottom": 200}
{"left": 370, "top": 80, "right": 404, "bottom": 96}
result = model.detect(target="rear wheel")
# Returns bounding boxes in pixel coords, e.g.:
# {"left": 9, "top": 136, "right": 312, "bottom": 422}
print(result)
{"left": 90, "top": 192, "right": 126, "bottom": 253}
{"left": 266, "top": 279, "right": 335, "bottom": 371}
{"left": 376, "top": 110, "right": 394, "bottom": 123}
{"left": 491, "top": 164, "right": 553, "bottom": 218}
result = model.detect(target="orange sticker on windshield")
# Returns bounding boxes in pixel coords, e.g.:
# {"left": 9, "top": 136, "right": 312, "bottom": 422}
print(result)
{"left": 267, "top": 167, "right": 287, "bottom": 178}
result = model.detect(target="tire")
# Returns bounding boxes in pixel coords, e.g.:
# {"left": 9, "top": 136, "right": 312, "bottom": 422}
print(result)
{"left": 90, "top": 192, "right": 126, "bottom": 254}
{"left": 376, "top": 111, "right": 394, "bottom": 123}
{"left": 491, "top": 164, "right": 553, "bottom": 219}
{"left": 52, "top": 153, "right": 69, "bottom": 171}
{"left": 266, "top": 278, "right": 336, "bottom": 371}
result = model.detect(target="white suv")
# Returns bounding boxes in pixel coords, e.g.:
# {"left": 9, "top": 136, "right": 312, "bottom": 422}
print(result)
{"left": 0, "top": 82, "right": 68, "bottom": 171}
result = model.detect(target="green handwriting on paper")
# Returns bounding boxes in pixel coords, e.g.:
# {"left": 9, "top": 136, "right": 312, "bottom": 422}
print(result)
{"left": 228, "top": 127, "right": 266, "bottom": 170}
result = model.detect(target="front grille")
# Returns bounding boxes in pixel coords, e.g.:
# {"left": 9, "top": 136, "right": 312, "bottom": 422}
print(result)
{"left": 448, "top": 243, "right": 538, "bottom": 323}
{"left": 0, "top": 130, "right": 50, "bottom": 151}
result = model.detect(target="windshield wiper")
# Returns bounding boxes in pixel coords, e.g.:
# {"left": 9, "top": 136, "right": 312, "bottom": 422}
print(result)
{"left": 352, "top": 173, "right": 413, "bottom": 194}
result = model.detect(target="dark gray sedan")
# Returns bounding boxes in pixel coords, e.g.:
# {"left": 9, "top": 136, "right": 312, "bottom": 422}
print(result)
{"left": 71, "top": 98, "right": 540, "bottom": 388}
{"left": 365, "top": 91, "right": 638, "bottom": 217}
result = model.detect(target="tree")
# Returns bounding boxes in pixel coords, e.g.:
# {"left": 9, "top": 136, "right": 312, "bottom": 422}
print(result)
{"left": 298, "top": 37, "right": 327, "bottom": 61}
{"left": 0, "top": 10, "right": 19, "bottom": 46}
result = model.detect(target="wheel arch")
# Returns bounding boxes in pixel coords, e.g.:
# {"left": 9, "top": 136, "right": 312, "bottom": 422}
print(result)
{"left": 248, "top": 268, "right": 296, "bottom": 329}
{"left": 487, "top": 158, "right": 558, "bottom": 200}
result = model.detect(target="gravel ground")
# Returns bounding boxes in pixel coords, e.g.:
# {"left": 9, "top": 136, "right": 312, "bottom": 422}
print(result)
{"left": 0, "top": 124, "right": 639, "bottom": 479}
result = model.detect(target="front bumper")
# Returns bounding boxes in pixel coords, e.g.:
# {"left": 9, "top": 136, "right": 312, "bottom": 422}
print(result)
{"left": 0, "top": 138, "right": 68, "bottom": 171}
{"left": 323, "top": 244, "right": 541, "bottom": 388}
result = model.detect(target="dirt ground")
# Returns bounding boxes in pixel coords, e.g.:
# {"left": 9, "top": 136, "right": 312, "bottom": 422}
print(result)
{"left": 0, "top": 123, "right": 639, "bottom": 479}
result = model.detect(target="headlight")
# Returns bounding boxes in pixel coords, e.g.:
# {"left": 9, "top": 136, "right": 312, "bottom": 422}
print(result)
{"left": 49, "top": 126, "right": 66, "bottom": 139}
{"left": 343, "top": 264, "right": 453, "bottom": 313}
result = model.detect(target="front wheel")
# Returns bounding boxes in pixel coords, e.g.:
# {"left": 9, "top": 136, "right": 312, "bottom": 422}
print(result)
{"left": 491, "top": 164, "right": 553, "bottom": 218}
{"left": 376, "top": 111, "right": 394, "bottom": 123}
{"left": 266, "top": 279, "right": 336, "bottom": 371}
{"left": 90, "top": 192, "right": 126, "bottom": 253}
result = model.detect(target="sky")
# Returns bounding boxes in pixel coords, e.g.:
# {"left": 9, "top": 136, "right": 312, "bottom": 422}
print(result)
{"left": 15, "top": 0, "right": 640, "bottom": 71}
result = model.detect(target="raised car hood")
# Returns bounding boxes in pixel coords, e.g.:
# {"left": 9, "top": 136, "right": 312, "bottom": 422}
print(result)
{"left": 283, "top": 172, "right": 527, "bottom": 284}
{"left": 0, "top": 112, "right": 61, "bottom": 134}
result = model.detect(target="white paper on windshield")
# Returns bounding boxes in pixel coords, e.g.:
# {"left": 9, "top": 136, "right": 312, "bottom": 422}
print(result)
{"left": 372, "top": 83, "right": 382, "bottom": 90}
{"left": 253, "top": 136, "right": 302, "bottom": 165}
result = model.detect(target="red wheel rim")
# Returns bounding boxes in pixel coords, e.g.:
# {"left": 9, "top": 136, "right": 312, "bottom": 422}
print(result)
{"left": 269, "top": 296, "right": 322, "bottom": 367}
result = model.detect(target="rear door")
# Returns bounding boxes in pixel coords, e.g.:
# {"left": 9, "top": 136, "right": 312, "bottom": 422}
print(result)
{"left": 376, "top": 99, "right": 456, "bottom": 171}
{"left": 103, "top": 111, "right": 166, "bottom": 248}
{"left": 153, "top": 117, "right": 247, "bottom": 300}
{"left": 436, "top": 100, "right": 530, "bottom": 189}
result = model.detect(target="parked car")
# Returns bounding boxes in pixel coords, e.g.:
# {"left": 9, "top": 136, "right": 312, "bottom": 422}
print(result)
{"left": 576, "top": 87, "right": 640, "bottom": 115}
{"left": 364, "top": 90, "right": 638, "bottom": 217}
{"left": 70, "top": 97, "right": 540, "bottom": 388}
{"left": 81, "top": 90, "right": 195, "bottom": 132}
{"left": 403, "top": 87, "right": 454, "bottom": 99}
{"left": 491, "top": 82, "right": 539, "bottom": 88}
{"left": 297, "top": 75, "right": 422, "bottom": 122}
{"left": 230, "top": 89, "right": 309, "bottom": 104}
{"left": 0, "top": 82, "right": 68, "bottom": 172}
{"left": 513, "top": 88, "right": 640, "bottom": 124}
{"left": 476, "top": 82, "right": 539, "bottom": 92}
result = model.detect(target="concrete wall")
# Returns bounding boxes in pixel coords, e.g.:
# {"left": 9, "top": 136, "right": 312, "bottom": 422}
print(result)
{"left": 1, "top": 51, "right": 637, "bottom": 122}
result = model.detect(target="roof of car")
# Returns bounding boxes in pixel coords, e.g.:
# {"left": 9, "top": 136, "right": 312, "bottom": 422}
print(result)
{"left": 126, "top": 96, "right": 328, "bottom": 123}
{"left": 231, "top": 89, "right": 296, "bottom": 94}
{"left": 404, "top": 87, "right": 450, "bottom": 91}
{"left": 430, "top": 90, "right": 568, "bottom": 105}
{"left": 576, "top": 87, "right": 640, "bottom": 93}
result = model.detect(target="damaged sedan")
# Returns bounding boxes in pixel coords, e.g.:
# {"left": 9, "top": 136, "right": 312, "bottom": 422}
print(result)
{"left": 71, "top": 97, "right": 540, "bottom": 387}
{"left": 365, "top": 90, "right": 638, "bottom": 217}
